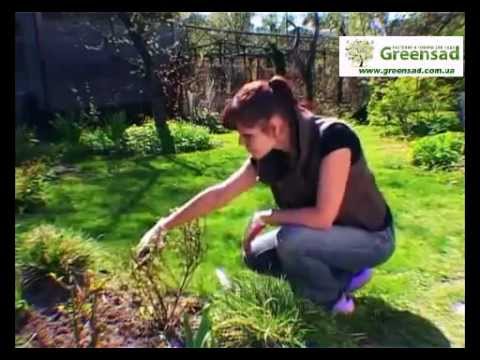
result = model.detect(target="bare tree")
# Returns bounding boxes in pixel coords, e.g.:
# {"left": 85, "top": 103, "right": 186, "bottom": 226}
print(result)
{"left": 288, "top": 12, "right": 321, "bottom": 108}
{"left": 115, "top": 12, "right": 180, "bottom": 154}
{"left": 74, "top": 12, "right": 183, "bottom": 154}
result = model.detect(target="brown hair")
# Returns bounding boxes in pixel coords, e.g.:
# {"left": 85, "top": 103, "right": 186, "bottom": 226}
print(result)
{"left": 221, "top": 75, "right": 302, "bottom": 131}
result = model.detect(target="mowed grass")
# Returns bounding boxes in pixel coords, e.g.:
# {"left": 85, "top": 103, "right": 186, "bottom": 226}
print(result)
{"left": 15, "top": 124, "right": 464, "bottom": 347}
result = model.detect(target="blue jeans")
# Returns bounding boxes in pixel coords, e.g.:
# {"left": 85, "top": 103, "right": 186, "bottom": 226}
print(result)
{"left": 243, "top": 223, "right": 396, "bottom": 308}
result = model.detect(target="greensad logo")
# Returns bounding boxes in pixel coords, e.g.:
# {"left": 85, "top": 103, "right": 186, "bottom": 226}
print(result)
{"left": 339, "top": 36, "right": 463, "bottom": 78}
{"left": 380, "top": 46, "right": 460, "bottom": 61}
{"left": 346, "top": 39, "right": 374, "bottom": 67}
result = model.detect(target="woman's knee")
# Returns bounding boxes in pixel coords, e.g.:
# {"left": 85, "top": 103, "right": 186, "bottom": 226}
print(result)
{"left": 243, "top": 249, "right": 282, "bottom": 276}
{"left": 276, "top": 225, "right": 305, "bottom": 261}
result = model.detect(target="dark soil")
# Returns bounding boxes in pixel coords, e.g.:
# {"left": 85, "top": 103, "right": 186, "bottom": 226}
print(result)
{"left": 16, "top": 288, "right": 204, "bottom": 348}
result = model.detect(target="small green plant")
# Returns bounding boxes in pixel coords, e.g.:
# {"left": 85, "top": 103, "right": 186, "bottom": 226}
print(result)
{"left": 16, "top": 224, "right": 103, "bottom": 285}
{"left": 183, "top": 305, "right": 214, "bottom": 348}
{"left": 15, "top": 225, "right": 110, "bottom": 347}
{"left": 79, "top": 128, "right": 116, "bottom": 154}
{"left": 130, "top": 219, "right": 207, "bottom": 337}
{"left": 15, "top": 160, "right": 48, "bottom": 214}
{"left": 210, "top": 271, "right": 314, "bottom": 348}
{"left": 411, "top": 131, "right": 464, "bottom": 170}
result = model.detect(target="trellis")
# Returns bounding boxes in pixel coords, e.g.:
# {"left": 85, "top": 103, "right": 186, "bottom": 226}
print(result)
{"left": 159, "top": 19, "right": 342, "bottom": 117}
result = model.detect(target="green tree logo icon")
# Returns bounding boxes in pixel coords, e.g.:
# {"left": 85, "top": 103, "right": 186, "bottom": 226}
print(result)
{"left": 346, "top": 40, "right": 374, "bottom": 67}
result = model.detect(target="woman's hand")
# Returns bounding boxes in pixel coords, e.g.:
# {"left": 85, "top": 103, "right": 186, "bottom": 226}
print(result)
{"left": 243, "top": 210, "right": 272, "bottom": 255}
{"left": 136, "top": 220, "right": 168, "bottom": 265}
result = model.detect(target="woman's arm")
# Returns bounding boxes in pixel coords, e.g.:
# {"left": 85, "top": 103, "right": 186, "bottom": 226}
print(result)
{"left": 160, "top": 158, "right": 258, "bottom": 230}
{"left": 261, "top": 148, "right": 351, "bottom": 230}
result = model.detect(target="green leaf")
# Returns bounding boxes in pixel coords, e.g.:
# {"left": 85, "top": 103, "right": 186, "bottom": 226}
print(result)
{"left": 194, "top": 308, "right": 212, "bottom": 348}
{"left": 183, "top": 313, "right": 194, "bottom": 347}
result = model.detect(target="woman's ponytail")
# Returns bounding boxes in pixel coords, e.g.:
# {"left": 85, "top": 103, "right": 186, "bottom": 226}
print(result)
{"left": 268, "top": 75, "right": 297, "bottom": 108}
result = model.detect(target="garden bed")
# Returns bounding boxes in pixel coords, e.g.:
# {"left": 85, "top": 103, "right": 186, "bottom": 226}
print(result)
{"left": 16, "top": 287, "right": 204, "bottom": 348}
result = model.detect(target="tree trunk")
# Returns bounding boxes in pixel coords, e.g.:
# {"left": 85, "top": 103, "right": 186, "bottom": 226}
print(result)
{"left": 117, "top": 12, "right": 175, "bottom": 154}
{"left": 337, "top": 16, "right": 347, "bottom": 107}
{"left": 268, "top": 43, "right": 286, "bottom": 76}
{"left": 301, "top": 13, "right": 321, "bottom": 107}
{"left": 337, "top": 77, "right": 343, "bottom": 105}
{"left": 150, "top": 72, "right": 176, "bottom": 154}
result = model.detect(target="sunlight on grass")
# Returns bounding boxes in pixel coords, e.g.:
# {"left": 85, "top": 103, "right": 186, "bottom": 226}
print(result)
{"left": 15, "top": 125, "right": 464, "bottom": 347}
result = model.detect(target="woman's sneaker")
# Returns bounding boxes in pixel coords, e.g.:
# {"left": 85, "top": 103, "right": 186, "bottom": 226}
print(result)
{"left": 331, "top": 293, "right": 355, "bottom": 315}
{"left": 347, "top": 268, "right": 373, "bottom": 293}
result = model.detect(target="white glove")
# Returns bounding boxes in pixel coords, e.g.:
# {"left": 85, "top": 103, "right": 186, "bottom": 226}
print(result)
{"left": 243, "top": 210, "right": 272, "bottom": 255}
{"left": 136, "top": 221, "right": 167, "bottom": 264}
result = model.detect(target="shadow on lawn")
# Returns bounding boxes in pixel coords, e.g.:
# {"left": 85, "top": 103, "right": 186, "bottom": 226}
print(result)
{"left": 164, "top": 152, "right": 244, "bottom": 180}
{"left": 97, "top": 155, "right": 217, "bottom": 237}
{"left": 82, "top": 159, "right": 165, "bottom": 238}
{"left": 84, "top": 155, "right": 214, "bottom": 231}
{"left": 164, "top": 154, "right": 204, "bottom": 176}
{"left": 37, "top": 155, "right": 209, "bottom": 241}
{"left": 324, "top": 296, "right": 451, "bottom": 348}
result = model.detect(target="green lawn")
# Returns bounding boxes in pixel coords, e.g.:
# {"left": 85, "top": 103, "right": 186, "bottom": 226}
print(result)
{"left": 15, "top": 124, "right": 465, "bottom": 347}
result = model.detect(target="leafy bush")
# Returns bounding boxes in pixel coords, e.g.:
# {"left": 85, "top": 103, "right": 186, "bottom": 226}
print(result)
{"left": 124, "top": 119, "right": 214, "bottom": 155}
{"left": 15, "top": 160, "right": 48, "bottom": 214}
{"left": 169, "top": 120, "right": 213, "bottom": 152}
{"left": 124, "top": 120, "right": 162, "bottom": 155}
{"left": 210, "top": 271, "right": 315, "bottom": 348}
{"left": 411, "top": 132, "right": 464, "bottom": 170}
{"left": 368, "top": 78, "right": 417, "bottom": 136}
{"left": 79, "top": 128, "right": 116, "bottom": 154}
{"left": 16, "top": 224, "right": 102, "bottom": 284}
{"left": 368, "top": 78, "right": 458, "bottom": 138}
{"left": 408, "top": 111, "right": 462, "bottom": 137}
{"left": 15, "top": 124, "right": 40, "bottom": 165}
